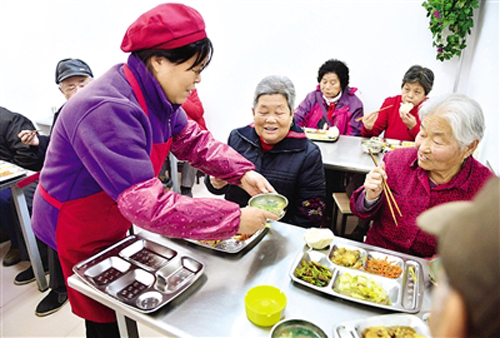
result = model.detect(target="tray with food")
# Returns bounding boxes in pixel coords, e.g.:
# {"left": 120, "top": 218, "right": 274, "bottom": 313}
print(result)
{"left": 73, "top": 234, "right": 204, "bottom": 313}
{"left": 334, "top": 313, "right": 430, "bottom": 338}
{"left": 289, "top": 238, "right": 424, "bottom": 313}
{"left": 183, "top": 228, "right": 268, "bottom": 254}
{"left": 361, "top": 137, "right": 415, "bottom": 154}
{"left": 0, "top": 160, "right": 27, "bottom": 183}
{"left": 304, "top": 127, "right": 340, "bottom": 142}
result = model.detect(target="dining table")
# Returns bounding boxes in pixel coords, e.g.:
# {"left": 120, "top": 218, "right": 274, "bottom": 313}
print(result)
{"left": 68, "top": 221, "right": 433, "bottom": 338}
{"left": 0, "top": 164, "right": 48, "bottom": 291}
{"left": 313, "top": 135, "right": 381, "bottom": 174}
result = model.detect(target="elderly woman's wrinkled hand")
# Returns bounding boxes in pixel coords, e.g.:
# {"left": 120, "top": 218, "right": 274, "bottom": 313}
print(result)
{"left": 18, "top": 130, "right": 40, "bottom": 146}
{"left": 364, "top": 162, "right": 387, "bottom": 201}
{"left": 210, "top": 176, "right": 228, "bottom": 189}
{"left": 240, "top": 170, "right": 276, "bottom": 196}
{"left": 238, "top": 206, "right": 279, "bottom": 234}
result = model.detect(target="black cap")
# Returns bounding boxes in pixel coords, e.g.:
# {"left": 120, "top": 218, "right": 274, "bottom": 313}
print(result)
{"left": 56, "top": 58, "right": 93, "bottom": 84}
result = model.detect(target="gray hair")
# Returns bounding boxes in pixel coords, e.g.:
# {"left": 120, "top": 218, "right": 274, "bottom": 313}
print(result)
{"left": 253, "top": 75, "right": 296, "bottom": 112}
{"left": 402, "top": 65, "right": 435, "bottom": 95}
{"left": 419, "top": 94, "right": 485, "bottom": 148}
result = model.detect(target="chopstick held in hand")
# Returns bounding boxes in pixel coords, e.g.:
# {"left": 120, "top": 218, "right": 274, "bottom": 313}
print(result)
{"left": 368, "top": 149, "right": 402, "bottom": 225}
{"left": 356, "top": 105, "right": 394, "bottom": 122}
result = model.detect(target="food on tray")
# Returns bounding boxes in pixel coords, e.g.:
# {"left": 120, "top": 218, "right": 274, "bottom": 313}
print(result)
{"left": 198, "top": 240, "right": 222, "bottom": 247}
{"left": 233, "top": 233, "right": 253, "bottom": 241}
{"left": 0, "top": 169, "right": 13, "bottom": 176}
{"left": 303, "top": 228, "right": 334, "bottom": 249}
{"left": 365, "top": 257, "right": 403, "bottom": 278}
{"left": 362, "top": 325, "right": 425, "bottom": 338}
{"left": 362, "top": 137, "right": 384, "bottom": 154}
{"left": 334, "top": 273, "right": 390, "bottom": 305}
{"left": 330, "top": 247, "right": 364, "bottom": 269}
{"left": 295, "top": 260, "right": 332, "bottom": 287}
{"left": 304, "top": 126, "right": 340, "bottom": 141}
{"left": 400, "top": 102, "right": 414, "bottom": 114}
{"left": 409, "top": 266, "right": 417, "bottom": 282}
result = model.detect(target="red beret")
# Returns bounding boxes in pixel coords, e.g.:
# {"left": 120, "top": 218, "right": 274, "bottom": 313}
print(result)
{"left": 121, "top": 3, "right": 207, "bottom": 52}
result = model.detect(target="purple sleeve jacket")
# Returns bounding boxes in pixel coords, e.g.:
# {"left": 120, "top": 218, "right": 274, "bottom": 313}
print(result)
{"left": 32, "top": 55, "right": 254, "bottom": 249}
{"left": 350, "top": 147, "right": 493, "bottom": 258}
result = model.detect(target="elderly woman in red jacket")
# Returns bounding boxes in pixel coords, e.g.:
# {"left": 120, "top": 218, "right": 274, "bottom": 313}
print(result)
{"left": 361, "top": 65, "right": 434, "bottom": 141}
{"left": 351, "top": 94, "right": 493, "bottom": 258}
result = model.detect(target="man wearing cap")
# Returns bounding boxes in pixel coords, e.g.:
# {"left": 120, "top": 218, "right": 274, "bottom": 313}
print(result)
{"left": 17, "top": 58, "right": 93, "bottom": 317}
{"left": 30, "top": 4, "right": 276, "bottom": 336}
{"left": 417, "top": 176, "right": 500, "bottom": 338}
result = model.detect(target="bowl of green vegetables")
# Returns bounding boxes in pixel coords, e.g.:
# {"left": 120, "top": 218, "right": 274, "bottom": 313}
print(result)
{"left": 248, "top": 193, "right": 288, "bottom": 220}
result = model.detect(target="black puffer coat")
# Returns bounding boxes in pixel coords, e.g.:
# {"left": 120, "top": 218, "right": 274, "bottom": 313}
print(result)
{"left": 205, "top": 123, "right": 326, "bottom": 228}
{"left": 0, "top": 107, "right": 45, "bottom": 171}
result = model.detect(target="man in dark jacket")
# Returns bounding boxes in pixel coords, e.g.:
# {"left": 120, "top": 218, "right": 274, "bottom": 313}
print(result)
{"left": 1, "top": 107, "right": 45, "bottom": 266}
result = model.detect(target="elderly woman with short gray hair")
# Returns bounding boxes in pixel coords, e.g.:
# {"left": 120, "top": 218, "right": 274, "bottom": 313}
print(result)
{"left": 206, "top": 75, "right": 326, "bottom": 228}
{"left": 362, "top": 65, "right": 435, "bottom": 141}
{"left": 351, "top": 94, "right": 493, "bottom": 257}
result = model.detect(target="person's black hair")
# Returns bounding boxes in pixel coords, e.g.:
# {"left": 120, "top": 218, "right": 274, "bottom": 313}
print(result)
{"left": 133, "top": 38, "right": 213, "bottom": 71}
{"left": 401, "top": 65, "right": 435, "bottom": 95}
{"left": 317, "top": 59, "right": 349, "bottom": 90}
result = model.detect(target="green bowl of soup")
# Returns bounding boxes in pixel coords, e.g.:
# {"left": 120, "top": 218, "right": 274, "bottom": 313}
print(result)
{"left": 270, "top": 319, "right": 328, "bottom": 338}
{"left": 248, "top": 193, "right": 288, "bottom": 220}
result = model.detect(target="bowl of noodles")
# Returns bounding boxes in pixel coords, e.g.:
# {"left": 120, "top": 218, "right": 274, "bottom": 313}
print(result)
{"left": 248, "top": 193, "right": 288, "bottom": 220}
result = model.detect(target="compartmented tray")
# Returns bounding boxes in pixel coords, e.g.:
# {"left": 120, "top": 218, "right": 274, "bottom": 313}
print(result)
{"left": 290, "top": 239, "right": 425, "bottom": 313}
{"left": 73, "top": 234, "right": 204, "bottom": 313}
{"left": 183, "top": 228, "right": 267, "bottom": 254}
{"left": 334, "top": 313, "right": 431, "bottom": 338}
{"left": 0, "top": 160, "right": 27, "bottom": 183}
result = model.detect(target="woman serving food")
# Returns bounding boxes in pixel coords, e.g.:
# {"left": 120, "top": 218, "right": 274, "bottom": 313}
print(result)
{"left": 351, "top": 94, "right": 493, "bottom": 258}
{"left": 361, "top": 65, "right": 434, "bottom": 141}
{"left": 31, "top": 4, "right": 277, "bottom": 336}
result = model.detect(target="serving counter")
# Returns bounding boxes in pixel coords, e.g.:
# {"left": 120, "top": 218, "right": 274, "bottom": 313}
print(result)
{"left": 68, "top": 222, "right": 433, "bottom": 338}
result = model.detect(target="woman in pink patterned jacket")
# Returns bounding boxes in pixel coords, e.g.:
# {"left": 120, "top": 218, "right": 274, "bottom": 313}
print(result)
{"left": 350, "top": 94, "right": 493, "bottom": 258}
{"left": 294, "top": 59, "right": 363, "bottom": 135}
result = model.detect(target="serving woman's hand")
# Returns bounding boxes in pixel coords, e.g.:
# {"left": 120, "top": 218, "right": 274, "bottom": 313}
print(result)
{"left": 240, "top": 170, "right": 276, "bottom": 196}
{"left": 362, "top": 111, "right": 378, "bottom": 130}
{"left": 210, "top": 176, "right": 228, "bottom": 189}
{"left": 364, "top": 162, "right": 387, "bottom": 201}
{"left": 238, "top": 206, "right": 279, "bottom": 234}
{"left": 18, "top": 130, "right": 40, "bottom": 146}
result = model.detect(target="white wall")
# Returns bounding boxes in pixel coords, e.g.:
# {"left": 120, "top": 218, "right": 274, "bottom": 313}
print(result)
{"left": 0, "top": 0, "right": 498, "bottom": 172}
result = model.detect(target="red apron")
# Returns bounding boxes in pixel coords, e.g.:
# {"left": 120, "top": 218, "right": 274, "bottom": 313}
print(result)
{"left": 48, "top": 64, "right": 171, "bottom": 323}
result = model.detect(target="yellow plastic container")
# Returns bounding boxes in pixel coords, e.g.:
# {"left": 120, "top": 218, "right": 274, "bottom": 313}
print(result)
{"left": 245, "top": 285, "right": 287, "bottom": 327}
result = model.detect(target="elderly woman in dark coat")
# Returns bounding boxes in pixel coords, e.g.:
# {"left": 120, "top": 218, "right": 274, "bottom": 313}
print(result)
{"left": 206, "top": 75, "right": 326, "bottom": 227}
{"left": 351, "top": 94, "right": 493, "bottom": 258}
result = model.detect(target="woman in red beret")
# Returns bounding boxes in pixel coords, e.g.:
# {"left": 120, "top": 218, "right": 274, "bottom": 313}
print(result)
{"left": 31, "top": 3, "right": 278, "bottom": 337}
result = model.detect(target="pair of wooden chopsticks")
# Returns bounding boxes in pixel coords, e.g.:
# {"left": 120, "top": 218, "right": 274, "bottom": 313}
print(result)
{"left": 29, "top": 130, "right": 41, "bottom": 133}
{"left": 368, "top": 149, "right": 402, "bottom": 226}
{"left": 355, "top": 105, "right": 394, "bottom": 122}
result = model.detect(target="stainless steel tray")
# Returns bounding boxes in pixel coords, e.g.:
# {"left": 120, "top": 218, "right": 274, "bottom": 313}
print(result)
{"left": 0, "top": 160, "right": 27, "bottom": 183}
{"left": 73, "top": 234, "right": 205, "bottom": 313}
{"left": 289, "top": 238, "right": 425, "bottom": 313}
{"left": 183, "top": 228, "right": 268, "bottom": 253}
{"left": 334, "top": 313, "right": 431, "bottom": 338}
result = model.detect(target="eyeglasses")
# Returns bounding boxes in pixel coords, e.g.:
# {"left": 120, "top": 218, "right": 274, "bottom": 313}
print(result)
{"left": 60, "top": 77, "right": 92, "bottom": 95}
